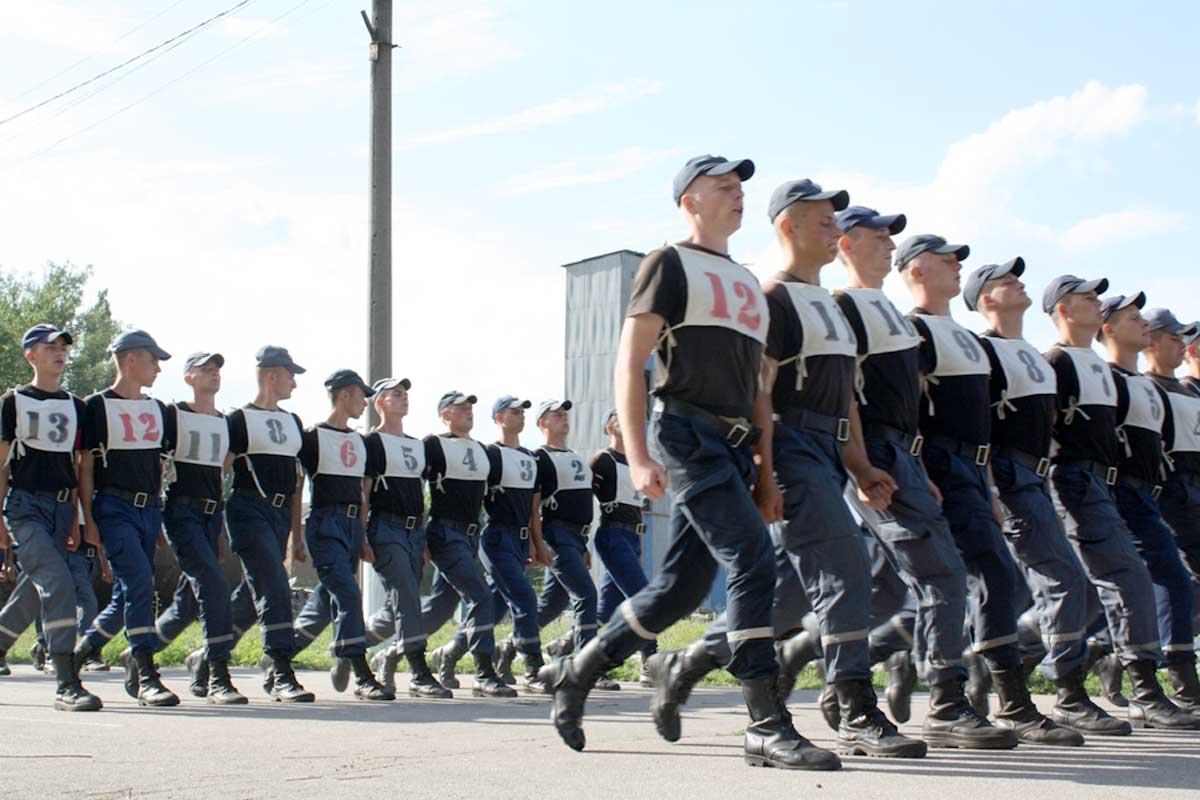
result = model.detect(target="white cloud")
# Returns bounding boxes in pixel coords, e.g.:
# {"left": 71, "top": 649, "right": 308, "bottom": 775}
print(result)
{"left": 501, "top": 145, "right": 683, "bottom": 195}
{"left": 399, "top": 79, "right": 663, "bottom": 149}
{"left": 1059, "top": 208, "right": 1185, "bottom": 251}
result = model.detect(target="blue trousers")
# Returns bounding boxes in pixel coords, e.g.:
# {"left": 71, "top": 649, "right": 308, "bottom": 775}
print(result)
{"left": 594, "top": 525, "right": 650, "bottom": 622}
{"left": 992, "top": 455, "right": 1091, "bottom": 679}
{"left": 155, "top": 500, "right": 234, "bottom": 661}
{"left": 539, "top": 523, "right": 599, "bottom": 652}
{"left": 852, "top": 436, "right": 970, "bottom": 685}
{"left": 420, "top": 520, "right": 495, "bottom": 655}
{"left": 477, "top": 524, "right": 541, "bottom": 655}
{"left": 0, "top": 491, "right": 78, "bottom": 654}
{"left": 597, "top": 412, "right": 777, "bottom": 680}
{"left": 1114, "top": 482, "right": 1196, "bottom": 666}
{"left": 225, "top": 492, "right": 296, "bottom": 657}
{"left": 863, "top": 529, "right": 919, "bottom": 664}
{"left": 923, "top": 443, "right": 1021, "bottom": 671}
{"left": 1158, "top": 472, "right": 1200, "bottom": 582}
{"left": 1049, "top": 463, "right": 1160, "bottom": 664}
{"left": 364, "top": 515, "right": 427, "bottom": 655}
{"left": 86, "top": 493, "right": 162, "bottom": 657}
{"left": 35, "top": 547, "right": 100, "bottom": 646}
{"left": 295, "top": 507, "right": 367, "bottom": 658}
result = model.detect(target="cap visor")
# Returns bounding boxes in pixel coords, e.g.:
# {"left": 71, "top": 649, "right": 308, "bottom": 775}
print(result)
{"left": 47, "top": 331, "right": 74, "bottom": 345}
{"left": 362, "top": 385, "right": 377, "bottom": 397}
{"left": 1005, "top": 257, "right": 1025, "bottom": 278}
{"left": 465, "top": 395, "right": 478, "bottom": 404}
{"left": 806, "top": 189, "right": 850, "bottom": 212}
{"left": 934, "top": 243, "right": 970, "bottom": 261}
{"left": 287, "top": 363, "right": 306, "bottom": 374}
{"left": 1129, "top": 291, "right": 1147, "bottom": 311}
{"left": 1079, "top": 277, "right": 1109, "bottom": 296}
{"left": 882, "top": 213, "right": 907, "bottom": 234}
{"left": 151, "top": 345, "right": 172, "bottom": 360}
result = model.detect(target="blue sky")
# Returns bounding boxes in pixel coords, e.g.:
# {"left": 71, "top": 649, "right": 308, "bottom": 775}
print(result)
{"left": 1, "top": 0, "right": 1197, "bottom": 443}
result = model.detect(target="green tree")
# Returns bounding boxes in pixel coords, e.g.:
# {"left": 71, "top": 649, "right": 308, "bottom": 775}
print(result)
{"left": 0, "top": 262, "right": 122, "bottom": 396}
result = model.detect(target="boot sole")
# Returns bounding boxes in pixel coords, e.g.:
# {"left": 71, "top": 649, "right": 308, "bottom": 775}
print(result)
{"left": 138, "top": 696, "right": 181, "bottom": 708}
{"left": 744, "top": 755, "right": 842, "bottom": 771}
{"left": 272, "top": 692, "right": 316, "bottom": 703}
{"left": 837, "top": 740, "right": 928, "bottom": 759}
{"left": 472, "top": 687, "right": 518, "bottom": 698}
{"left": 923, "top": 731, "right": 1018, "bottom": 750}
{"left": 54, "top": 699, "right": 103, "bottom": 712}
{"left": 1129, "top": 717, "right": 1200, "bottom": 730}
{"left": 410, "top": 687, "right": 453, "bottom": 699}
{"left": 208, "top": 694, "right": 249, "bottom": 705}
{"left": 1055, "top": 720, "right": 1131, "bottom": 736}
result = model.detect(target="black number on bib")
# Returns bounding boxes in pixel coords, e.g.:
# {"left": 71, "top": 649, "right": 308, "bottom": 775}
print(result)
{"left": 1016, "top": 349, "right": 1045, "bottom": 383}
{"left": 265, "top": 418, "right": 287, "bottom": 444}
{"left": 400, "top": 445, "right": 419, "bottom": 471}
{"left": 1090, "top": 364, "right": 1112, "bottom": 397}
{"left": 868, "top": 299, "right": 914, "bottom": 337}
{"left": 571, "top": 459, "right": 585, "bottom": 481}
{"left": 809, "top": 301, "right": 841, "bottom": 341}
{"left": 520, "top": 459, "right": 534, "bottom": 481}
{"left": 951, "top": 329, "right": 981, "bottom": 362}
{"left": 23, "top": 411, "right": 69, "bottom": 443}
{"left": 462, "top": 448, "right": 478, "bottom": 471}
{"left": 184, "top": 430, "right": 223, "bottom": 462}
{"left": 1144, "top": 387, "right": 1161, "bottom": 421}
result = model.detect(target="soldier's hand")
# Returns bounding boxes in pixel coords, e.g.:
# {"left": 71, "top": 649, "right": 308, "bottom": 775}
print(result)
{"left": 0, "top": 519, "right": 11, "bottom": 550}
{"left": 361, "top": 540, "right": 376, "bottom": 564}
{"left": 0, "top": 548, "right": 14, "bottom": 583}
{"left": 990, "top": 492, "right": 1006, "bottom": 526}
{"left": 83, "top": 519, "right": 101, "bottom": 547}
{"left": 533, "top": 542, "right": 553, "bottom": 567}
{"left": 584, "top": 549, "right": 592, "bottom": 570}
{"left": 753, "top": 475, "right": 784, "bottom": 524}
{"left": 423, "top": 546, "right": 431, "bottom": 569}
{"left": 856, "top": 467, "right": 898, "bottom": 510}
{"left": 291, "top": 539, "right": 308, "bottom": 563}
{"left": 98, "top": 550, "right": 113, "bottom": 584}
{"left": 926, "top": 477, "right": 944, "bottom": 506}
{"left": 630, "top": 457, "right": 668, "bottom": 501}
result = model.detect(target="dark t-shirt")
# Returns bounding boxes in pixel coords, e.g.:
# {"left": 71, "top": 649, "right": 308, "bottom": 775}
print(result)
{"left": 909, "top": 313, "right": 992, "bottom": 446}
{"left": 166, "top": 402, "right": 228, "bottom": 502}
{"left": 1045, "top": 346, "right": 1120, "bottom": 466}
{"left": 484, "top": 443, "right": 540, "bottom": 526}
{"left": 1111, "top": 365, "right": 1166, "bottom": 484}
{"left": 82, "top": 389, "right": 173, "bottom": 495}
{"left": 1182, "top": 376, "right": 1200, "bottom": 396}
{"left": 365, "top": 431, "right": 426, "bottom": 518}
{"left": 227, "top": 405, "right": 304, "bottom": 498}
{"left": 1145, "top": 372, "right": 1200, "bottom": 475}
{"left": 0, "top": 386, "right": 85, "bottom": 492}
{"left": 590, "top": 448, "right": 642, "bottom": 526}
{"left": 537, "top": 446, "right": 594, "bottom": 527}
{"left": 628, "top": 243, "right": 767, "bottom": 419}
{"left": 979, "top": 333, "right": 1056, "bottom": 458}
{"left": 835, "top": 289, "right": 922, "bottom": 434}
{"left": 424, "top": 433, "right": 487, "bottom": 524}
{"left": 763, "top": 274, "right": 856, "bottom": 419}
{"left": 299, "top": 424, "right": 367, "bottom": 508}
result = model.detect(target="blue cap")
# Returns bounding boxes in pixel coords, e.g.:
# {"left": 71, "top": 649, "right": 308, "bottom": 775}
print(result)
{"left": 963, "top": 257, "right": 1025, "bottom": 312}
{"left": 255, "top": 345, "right": 305, "bottom": 374}
{"left": 1041, "top": 275, "right": 1109, "bottom": 314}
{"left": 536, "top": 399, "right": 572, "bottom": 421}
{"left": 672, "top": 155, "right": 754, "bottom": 205}
{"left": 22, "top": 323, "right": 73, "bottom": 351}
{"left": 1099, "top": 292, "right": 1146, "bottom": 323}
{"left": 603, "top": 408, "right": 618, "bottom": 432}
{"left": 894, "top": 234, "right": 970, "bottom": 270}
{"left": 767, "top": 179, "right": 850, "bottom": 222}
{"left": 1184, "top": 325, "right": 1200, "bottom": 347}
{"left": 438, "top": 391, "right": 477, "bottom": 412}
{"left": 183, "top": 352, "right": 224, "bottom": 373}
{"left": 324, "top": 369, "right": 374, "bottom": 397}
{"left": 371, "top": 377, "right": 411, "bottom": 394}
{"left": 491, "top": 395, "right": 531, "bottom": 418}
{"left": 110, "top": 329, "right": 170, "bottom": 360}
{"left": 836, "top": 205, "right": 906, "bottom": 235}
{"left": 1144, "top": 308, "right": 1198, "bottom": 336}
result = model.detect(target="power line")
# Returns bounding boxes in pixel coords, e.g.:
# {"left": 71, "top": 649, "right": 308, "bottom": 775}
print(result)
{"left": 0, "top": 0, "right": 258, "bottom": 128}
{"left": 13, "top": 0, "right": 193, "bottom": 101}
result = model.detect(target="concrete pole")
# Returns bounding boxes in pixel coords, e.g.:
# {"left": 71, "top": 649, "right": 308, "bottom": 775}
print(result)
{"left": 364, "top": 1, "right": 392, "bottom": 427}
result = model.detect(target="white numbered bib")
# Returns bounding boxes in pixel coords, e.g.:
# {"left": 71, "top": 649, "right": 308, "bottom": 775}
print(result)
{"left": 14, "top": 393, "right": 77, "bottom": 454}
{"left": 913, "top": 315, "right": 990, "bottom": 379}
{"left": 985, "top": 336, "right": 1056, "bottom": 400}
{"left": 1165, "top": 391, "right": 1200, "bottom": 453}
{"left": 775, "top": 282, "right": 858, "bottom": 373}
{"left": 377, "top": 432, "right": 425, "bottom": 478}
{"left": 174, "top": 408, "right": 229, "bottom": 467}
{"left": 612, "top": 458, "right": 643, "bottom": 509}
{"left": 439, "top": 436, "right": 487, "bottom": 482}
{"left": 243, "top": 408, "right": 301, "bottom": 457}
{"left": 498, "top": 446, "right": 537, "bottom": 490}
{"left": 674, "top": 246, "right": 768, "bottom": 345}
{"left": 1060, "top": 348, "right": 1117, "bottom": 408}
{"left": 315, "top": 427, "right": 367, "bottom": 478}
{"left": 542, "top": 448, "right": 591, "bottom": 494}
{"left": 1121, "top": 374, "right": 1165, "bottom": 434}
{"left": 839, "top": 288, "right": 921, "bottom": 356}
{"left": 102, "top": 397, "right": 163, "bottom": 451}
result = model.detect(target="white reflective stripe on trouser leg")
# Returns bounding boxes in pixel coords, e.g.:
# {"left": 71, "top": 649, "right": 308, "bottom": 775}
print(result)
{"left": 822, "top": 628, "right": 870, "bottom": 647}
{"left": 575, "top": 623, "right": 598, "bottom": 632}
{"left": 204, "top": 634, "right": 234, "bottom": 645}
{"left": 727, "top": 627, "right": 774, "bottom": 643}
{"left": 1163, "top": 642, "right": 1196, "bottom": 652}
{"left": 43, "top": 617, "right": 78, "bottom": 632}
{"left": 261, "top": 622, "right": 295, "bottom": 633}
{"left": 294, "top": 626, "right": 318, "bottom": 641}
{"left": 0, "top": 622, "right": 22, "bottom": 638}
{"left": 620, "top": 601, "right": 657, "bottom": 641}
{"left": 972, "top": 633, "right": 1020, "bottom": 652}
{"left": 333, "top": 636, "right": 366, "bottom": 648}
{"left": 1044, "top": 631, "right": 1084, "bottom": 645}
{"left": 456, "top": 623, "right": 493, "bottom": 636}
{"left": 126, "top": 626, "right": 156, "bottom": 637}
{"left": 398, "top": 634, "right": 427, "bottom": 648}
{"left": 1119, "top": 640, "right": 1162, "bottom": 653}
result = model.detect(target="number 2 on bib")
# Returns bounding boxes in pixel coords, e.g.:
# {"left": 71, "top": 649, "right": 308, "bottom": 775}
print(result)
{"left": 118, "top": 412, "right": 160, "bottom": 443}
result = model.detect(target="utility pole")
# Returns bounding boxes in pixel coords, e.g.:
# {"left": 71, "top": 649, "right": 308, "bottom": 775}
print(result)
{"left": 363, "top": 1, "right": 393, "bottom": 426}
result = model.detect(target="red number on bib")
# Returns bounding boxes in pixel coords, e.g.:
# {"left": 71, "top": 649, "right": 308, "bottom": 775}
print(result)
{"left": 118, "top": 412, "right": 160, "bottom": 442}
{"left": 703, "top": 271, "right": 761, "bottom": 332}
{"left": 704, "top": 272, "right": 731, "bottom": 319}
{"left": 340, "top": 440, "right": 358, "bottom": 468}
{"left": 119, "top": 413, "right": 137, "bottom": 442}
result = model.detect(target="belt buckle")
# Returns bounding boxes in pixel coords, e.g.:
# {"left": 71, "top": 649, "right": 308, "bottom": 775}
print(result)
{"left": 202, "top": 499, "right": 218, "bottom": 515}
{"left": 1035, "top": 457, "right": 1051, "bottom": 478}
{"left": 1152, "top": 484, "right": 1163, "bottom": 501}
{"left": 726, "top": 421, "right": 751, "bottom": 448}
{"left": 405, "top": 515, "right": 417, "bottom": 530}
{"left": 347, "top": 504, "right": 360, "bottom": 519}
{"left": 133, "top": 491, "right": 149, "bottom": 509}
{"left": 634, "top": 523, "right": 646, "bottom": 535}
{"left": 519, "top": 526, "right": 529, "bottom": 540}
{"left": 271, "top": 493, "right": 287, "bottom": 508}
{"left": 909, "top": 434, "right": 924, "bottom": 457}
{"left": 466, "top": 523, "right": 479, "bottom": 535}
{"left": 975, "top": 444, "right": 991, "bottom": 467}
{"left": 835, "top": 418, "right": 851, "bottom": 443}
{"left": 1105, "top": 466, "right": 1118, "bottom": 486}
{"left": 55, "top": 488, "right": 71, "bottom": 503}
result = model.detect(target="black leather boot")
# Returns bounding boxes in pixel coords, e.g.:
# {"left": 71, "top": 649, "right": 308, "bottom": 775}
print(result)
{"left": 963, "top": 650, "right": 992, "bottom": 718}
{"left": 1051, "top": 666, "right": 1130, "bottom": 735}
{"left": 743, "top": 677, "right": 842, "bottom": 770}
{"left": 473, "top": 652, "right": 518, "bottom": 697}
{"left": 1126, "top": 660, "right": 1200, "bottom": 729}
{"left": 330, "top": 653, "right": 352, "bottom": 693}
{"left": 494, "top": 638, "right": 518, "bottom": 685}
{"left": 884, "top": 651, "right": 917, "bottom": 724}
{"left": 594, "top": 671, "right": 621, "bottom": 691}
{"left": 522, "top": 650, "right": 549, "bottom": 695}
{"left": 545, "top": 634, "right": 575, "bottom": 659}
{"left": 408, "top": 650, "right": 453, "bottom": 698}
{"left": 71, "top": 638, "right": 95, "bottom": 675}
{"left": 270, "top": 656, "right": 315, "bottom": 702}
{"left": 372, "top": 647, "right": 400, "bottom": 695}
{"left": 835, "top": 679, "right": 927, "bottom": 758}
{"left": 31, "top": 640, "right": 47, "bottom": 673}
{"left": 923, "top": 678, "right": 1018, "bottom": 749}
{"left": 1166, "top": 662, "right": 1200, "bottom": 714}
{"left": 0, "top": 649, "right": 10, "bottom": 675}
{"left": 992, "top": 668, "right": 1083, "bottom": 746}
{"left": 636, "top": 648, "right": 655, "bottom": 687}
{"left": 429, "top": 638, "right": 466, "bottom": 690}
{"left": 119, "top": 647, "right": 139, "bottom": 699}
{"left": 643, "top": 640, "right": 717, "bottom": 742}
{"left": 539, "top": 637, "right": 617, "bottom": 751}
{"left": 52, "top": 654, "right": 103, "bottom": 712}
{"left": 351, "top": 654, "right": 394, "bottom": 701}
{"left": 208, "top": 659, "right": 249, "bottom": 705}
{"left": 133, "top": 652, "right": 179, "bottom": 707}
{"left": 818, "top": 681, "right": 840, "bottom": 730}
{"left": 185, "top": 648, "right": 209, "bottom": 698}
{"left": 1092, "top": 652, "right": 1128, "bottom": 707}
{"left": 775, "top": 629, "right": 819, "bottom": 702}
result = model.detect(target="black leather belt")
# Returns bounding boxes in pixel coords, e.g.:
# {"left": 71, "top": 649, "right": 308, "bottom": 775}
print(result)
{"left": 1169, "top": 469, "right": 1200, "bottom": 489}
{"left": 232, "top": 488, "right": 292, "bottom": 508}
{"left": 431, "top": 517, "right": 479, "bottom": 535}
{"left": 17, "top": 488, "right": 74, "bottom": 503}
{"left": 373, "top": 510, "right": 423, "bottom": 530}
{"left": 1055, "top": 459, "right": 1119, "bottom": 487}
{"left": 98, "top": 487, "right": 162, "bottom": 508}
{"left": 658, "top": 397, "right": 760, "bottom": 448}
{"left": 774, "top": 408, "right": 851, "bottom": 443}
{"left": 924, "top": 434, "right": 991, "bottom": 467}
{"left": 489, "top": 523, "right": 531, "bottom": 540}
{"left": 548, "top": 520, "right": 591, "bottom": 538}
{"left": 314, "top": 503, "right": 360, "bottom": 519}
{"left": 862, "top": 422, "right": 924, "bottom": 457}
{"left": 992, "top": 447, "right": 1051, "bottom": 478}
{"left": 168, "top": 494, "right": 223, "bottom": 515}
{"left": 1118, "top": 473, "right": 1163, "bottom": 501}
{"left": 601, "top": 519, "right": 646, "bottom": 535}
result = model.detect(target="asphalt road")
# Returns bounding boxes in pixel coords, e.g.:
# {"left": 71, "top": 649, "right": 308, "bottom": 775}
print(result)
{"left": 2, "top": 666, "right": 1198, "bottom": 799}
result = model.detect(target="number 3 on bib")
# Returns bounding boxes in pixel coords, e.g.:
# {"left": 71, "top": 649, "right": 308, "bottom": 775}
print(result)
{"left": 704, "top": 272, "right": 761, "bottom": 333}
